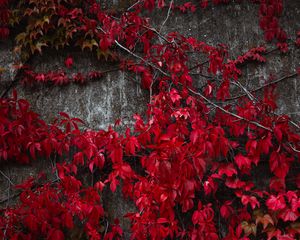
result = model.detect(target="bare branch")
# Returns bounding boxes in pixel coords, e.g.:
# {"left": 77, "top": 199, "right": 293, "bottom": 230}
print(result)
{"left": 288, "top": 143, "right": 300, "bottom": 153}
{"left": 189, "top": 60, "right": 209, "bottom": 71}
{"left": 227, "top": 72, "right": 297, "bottom": 101}
{"left": 159, "top": 0, "right": 174, "bottom": 33}
{"left": 231, "top": 81, "right": 256, "bottom": 101}
{"left": 127, "top": 0, "right": 141, "bottom": 11}
{"left": 188, "top": 87, "right": 273, "bottom": 132}
{"left": 142, "top": 25, "right": 171, "bottom": 44}
{"left": 114, "top": 40, "right": 170, "bottom": 77}
{"left": 0, "top": 170, "right": 15, "bottom": 186}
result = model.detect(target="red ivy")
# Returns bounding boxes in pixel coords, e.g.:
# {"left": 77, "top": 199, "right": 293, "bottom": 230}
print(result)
{"left": 0, "top": 1, "right": 299, "bottom": 240}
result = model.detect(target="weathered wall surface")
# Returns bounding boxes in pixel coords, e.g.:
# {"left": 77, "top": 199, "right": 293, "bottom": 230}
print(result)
{"left": 0, "top": 1, "right": 299, "bottom": 238}
{"left": 1, "top": 1, "right": 299, "bottom": 137}
{"left": 155, "top": 0, "right": 300, "bottom": 119}
{"left": 17, "top": 51, "right": 148, "bottom": 130}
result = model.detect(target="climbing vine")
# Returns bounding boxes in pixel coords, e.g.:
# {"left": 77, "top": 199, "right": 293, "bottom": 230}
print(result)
{"left": 0, "top": 0, "right": 299, "bottom": 239}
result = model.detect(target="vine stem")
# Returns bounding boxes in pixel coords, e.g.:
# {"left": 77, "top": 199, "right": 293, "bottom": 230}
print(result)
{"left": 226, "top": 72, "right": 298, "bottom": 101}
{"left": 0, "top": 170, "right": 15, "bottom": 186}
{"left": 227, "top": 72, "right": 300, "bottom": 130}
{"left": 159, "top": 0, "right": 174, "bottom": 33}
{"left": 188, "top": 87, "right": 273, "bottom": 132}
{"left": 97, "top": 25, "right": 170, "bottom": 77}
{"left": 114, "top": 40, "right": 170, "bottom": 77}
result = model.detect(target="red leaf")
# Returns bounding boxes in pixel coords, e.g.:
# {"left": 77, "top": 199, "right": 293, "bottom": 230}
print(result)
{"left": 110, "top": 178, "right": 118, "bottom": 192}
{"left": 266, "top": 195, "right": 286, "bottom": 211}
{"left": 218, "top": 163, "right": 237, "bottom": 177}
{"left": 157, "top": 218, "right": 168, "bottom": 224}
{"left": 170, "top": 88, "right": 181, "bottom": 103}
{"left": 235, "top": 154, "right": 251, "bottom": 171}
{"left": 279, "top": 208, "right": 298, "bottom": 222}
{"left": 220, "top": 201, "right": 233, "bottom": 219}
{"left": 64, "top": 212, "right": 74, "bottom": 229}
{"left": 47, "top": 229, "right": 64, "bottom": 240}
{"left": 125, "top": 135, "right": 140, "bottom": 155}
{"left": 109, "top": 145, "right": 123, "bottom": 163}
{"left": 94, "top": 181, "right": 105, "bottom": 191}
{"left": 274, "top": 125, "right": 283, "bottom": 142}
{"left": 59, "top": 112, "right": 70, "bottom": 119}
{"left": 100, "top": 36, "right": 113, "bottom": 51}
{"left": 64, "top": 56, "right": 73, "bottom": 68}
{"left": 18, "top": 99, "right": 30, "bottom": 112}
{"left": 241, "top": 195, "right": 260, "bottom": 209}
{"left": 73, "top": 152, "right": 84, "bottom": 165}
{"left": 24, "top": 214, "right": 38, "bottom": 232}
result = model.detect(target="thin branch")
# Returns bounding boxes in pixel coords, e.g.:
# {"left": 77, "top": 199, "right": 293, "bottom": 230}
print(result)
{"left": 188, "top": 87, "right": 273, "bottom": 132}
{"left": 114, "top": 40, "right": 170, "bottom": 77}
{"left": 288, "top": 143, "right": 300, "bottom": 153}
{"left": 97, "top": 26, "right": 170, "bottom": 77}
{"left": 159, "top": 0, "right": 174, "bottom": 33}
{"left": 104, "top": 219, "right": 109, "bottom": 237}
{"left": 0, "top": 191, "right": 19, "bottom": 205}
{"left": 100, "top": 68, "right": 120, "bottom": 75}
{"left": 0, "top": 170, "right": 15, "bottom": 186}
{"left": 190, "top": 72, "right": 213, "bottom": 78}
{"left": 189, "top": 60, "right": 209, "bottom": 71}
{"left": 127, "top": 0, "right": 141, "bottom": 11}
{"left": 229, "top": 73, "right": 300, "bottom": 130}
{"left": 264, "top": 40, "right": 294, "bottom": 55}
{"left": 0, "top": 178, "right": 59, "bottom": 204}
{"left": 1, "top": 78, "right": 19, "bottom": 98}
{"left": 227, "top": 72, "right": 297, "bottom": 101}
{"left": 231, "top": 81, "right": 256, "bottom": 102}
{"left": 142, "top": 25, "right": 171, "bottom": 44}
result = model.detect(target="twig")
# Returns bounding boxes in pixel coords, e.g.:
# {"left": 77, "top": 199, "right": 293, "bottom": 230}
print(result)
{"left": 264, "top": 40, "right": 294, "bottom": 55}
{"left": 188, "top": 87, "right": 273, "bottom": 132}
{"left": 142, "top": 25, "right": 171, "bottom": 44}
{"left": 114, "top": 40, "right": 170, "bottom": 77}
{"left": 0, "top": 170, "right": 15, "bottom": 186}
{"left": 0, "top": 190, "right": 20, "bottom": 205}
{"left": 229, "top": 73, "right": 300, "bottom": 130}
{"left": 188, "top": 60, "right": 209, "bottom": 71}
{"left": 97, "top": 26, "right": 170, "bottom": 77}
{"left": 1, "top": 78, "right": 19, "bottom": 98}
{"left": 0, "top": 178, "right": 59, "bottom": 204}
{"left": 159, "top": 0, "right": 174, "bottom": 33}
{"left": 231, "top": 81, "right": 256, "bottom": 102}
{"left": 226, "top": 72, "right": 297, "bottom": 101}
{"left": 175, "top": 204, "right": 186, "bottom": 231}
{"left": 190, "top": 72, "right": 213, "bottom": 78}
{"left": 104, "top": 219, "right": 109, "bottom": 237}
{"left": 127, "top": 0, "right": 141, "bottom": 11}
{"left": 288, "top": 143, "right": 300, "bottom": 153}
{"left": 3, "top": 184, "right": 10, "bottom": 238}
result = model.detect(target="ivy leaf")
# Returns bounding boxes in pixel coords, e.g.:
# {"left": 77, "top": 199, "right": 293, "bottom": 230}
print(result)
{"left": 266, "top": 195, "right": 286, "bottom": 211}
{"left": 241, "top": 221, "right": 257, "bottom": 236}
{"left": 235, "top": 154, "right": 251, "bottom": 171}
{"left": 81, "top": 39, "right": 98, "bottom": 51}
{"left": 64, "top": 56, "right": 73, "bottom": 68}
{"left": 278, "top": 208, "right": 298, "bottom": 222}
{"left": 47, "top": 229, "right": 64, "bottom": 240}
{"left": 31, "top": 42, "right": 48, "bottom": 54}
{"left": 255, "top": 214, "right": 274, "bottom": 229}
{"left": 241, "top": 195, "right": 260, "bottom": 209}
{"left": 15, "top": 32, "right": 27, "bottom": 44}
{"left": 220, "top": 200, "right": 233, "bottom": 219}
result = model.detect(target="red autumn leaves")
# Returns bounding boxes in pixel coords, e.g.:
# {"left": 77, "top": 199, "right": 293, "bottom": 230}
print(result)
{"left": 0, "top": 0, "right": 299, "bottom": 240}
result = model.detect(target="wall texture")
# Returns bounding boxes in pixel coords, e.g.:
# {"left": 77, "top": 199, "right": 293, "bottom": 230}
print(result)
{"left": 0, "top": 1, "right": 299, "bottom": 238}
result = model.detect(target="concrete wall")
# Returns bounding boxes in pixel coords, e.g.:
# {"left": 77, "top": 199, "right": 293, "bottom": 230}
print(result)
{"left": 0, "top": 1, "right": 299, "bottom": 238}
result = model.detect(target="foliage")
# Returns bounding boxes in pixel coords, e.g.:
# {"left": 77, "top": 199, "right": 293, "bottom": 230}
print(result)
{"left": 0, "top": 0, "right": 299, "bottom": 239}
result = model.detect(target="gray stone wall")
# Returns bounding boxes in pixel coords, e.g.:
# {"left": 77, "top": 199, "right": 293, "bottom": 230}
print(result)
{"left": 0, "top": 1, "right": 299, "bottom": 238}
